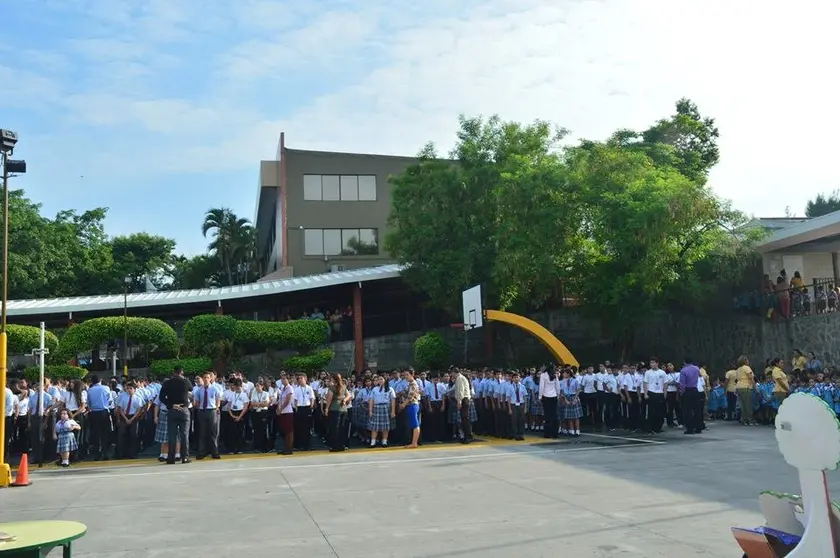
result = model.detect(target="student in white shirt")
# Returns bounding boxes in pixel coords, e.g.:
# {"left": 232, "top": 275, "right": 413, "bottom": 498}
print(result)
{"left": 115, "top": 381, "right": 146, "bottom": 459}
{"left": 276, "top": 376, "right": 295, "bottom": 455}
{"left": 292, "top": 374, "right": 315, "bottom": 451}
{"left": 249, "top": 381, "right": 272, "bottom": 453}
{"left": 579, "top": 367, "right": 598, "bottom": 427}
{"left": 538, "top": 367, "right": 561, "bottom": 439}
{"left": 642, "top": 358, "right": 667, "bottom": 434}
{"left": 223, "top": 378, "right": 249, "bottom": 454}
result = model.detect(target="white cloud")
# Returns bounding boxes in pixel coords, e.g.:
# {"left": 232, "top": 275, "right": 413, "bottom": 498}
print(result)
{"left": 8, "top": 0, "right": 840, "bottom": 218}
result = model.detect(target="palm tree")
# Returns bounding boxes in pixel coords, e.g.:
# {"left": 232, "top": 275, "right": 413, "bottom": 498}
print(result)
{"left": 202, "top": 208, "right": 253, "bottom": 286}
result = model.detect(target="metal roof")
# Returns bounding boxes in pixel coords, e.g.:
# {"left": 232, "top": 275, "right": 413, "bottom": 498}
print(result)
{"left": 758, "top": 210, "right": 840, "bottom": 253}
{"left": 4, "top": 264, "right": 403, "bottom": 317}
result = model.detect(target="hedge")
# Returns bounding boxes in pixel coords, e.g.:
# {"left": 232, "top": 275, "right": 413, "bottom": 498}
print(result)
{"left": 149, "top": 357, "right": 212, "bottom": 378}
{"left": 183, "top": 315, "right": 330, "bottom": 353}
{"left": 285, "top": 348, "right": 336, "bottom": 372}
{"left": 235, "top": 319, "right": 330, "bottom": 351}
{"left": 56, "top": 317, "right": 180, "bottom": 360}
{"left": 183, "top": 315, "right": 237, "bottom": 353}
{"left": 413, "top": 331, "right": 451, "bottom": 370}
{"left": 7, "top": 324, "right": 59, "bottom": 356}
{"left": 23, "top": 364, "right": 88, "bottom": 383}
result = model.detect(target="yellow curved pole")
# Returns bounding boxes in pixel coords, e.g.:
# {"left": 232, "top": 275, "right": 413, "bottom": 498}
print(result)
{"left": 485, "top": 309, "right": 580, "bottom": 368}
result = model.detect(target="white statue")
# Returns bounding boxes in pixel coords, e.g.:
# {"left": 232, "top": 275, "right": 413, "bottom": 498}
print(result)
{"left": 775, "top": 392, "right": 840, "bottom": 557}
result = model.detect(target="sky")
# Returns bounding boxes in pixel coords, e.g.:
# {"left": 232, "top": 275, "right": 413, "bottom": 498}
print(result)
{"left": 1, "top": 0, "right": 838, "bottom": 255}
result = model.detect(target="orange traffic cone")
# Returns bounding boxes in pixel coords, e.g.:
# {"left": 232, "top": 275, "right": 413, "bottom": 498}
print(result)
{"left": 11, "top": 453, "right": 31, "bottom": 487}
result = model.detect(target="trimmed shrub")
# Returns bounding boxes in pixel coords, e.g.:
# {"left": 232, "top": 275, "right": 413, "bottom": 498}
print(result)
{"left": 183, "top": 315, "right": 237, "bottom": 353}
{"left": 182, "top": 315, "right": 334, "bottom": 371}
{"left": 413, "top": 331, "right": 451, "bottom": 371}
{"left": 7, "top": 324, "right": 59, "bottom": 356}
{"left": 56, "top": 317, "right": 180, "bottom": 360}
{"left": 150, "top": 357, "right": 212, "bottom": 378}
{"left": 234, "top": 320, "right": 330, "bottom": 351}
{"left": 24, "top": 364, "right": 88, "bottom": 383}
{"left": 285, "top": 348, "right": 336, "bottom": 372}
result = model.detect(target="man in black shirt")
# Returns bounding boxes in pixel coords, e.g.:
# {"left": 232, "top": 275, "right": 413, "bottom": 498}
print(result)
{"left": 159, "top": 366, "right": 192, "bottom": 464}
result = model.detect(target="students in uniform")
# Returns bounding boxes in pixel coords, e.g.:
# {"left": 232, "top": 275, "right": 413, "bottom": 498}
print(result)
{"left": 507, "top": 372, "right": 527, "bottom": 441}
{"left": 559, "top": 369, "right": 582, "bottom": 437}
{"left": 224, "top": 378, "right": 250, "bottom": 454}
{"left": 194, "top": 371, "right": 222, "bottom": 459}
{"left": 276, "top": 376, "right": 295, "bottom": 455}
{"left": 153, "top": 390, "right": 178, "bottom": 462}
{"left": 580, "top": 367, "right": 598, "bottom": 427}
{"left": 86, "top": 375, "right": 113, "bottom": 461}
{"left": 64, "top": 379, "right": 88, "bottom": 460}
{"left": 249, "top": 381, "right": 272, "bottom": 453}
{"left": 354, "top": 377, "right": 373, "bottom": 445}
{"left": 424, "top": 374, "right": 445, "bottom": 442}
{"left": 28, "top": 383, "right": 53, "bottom": 465}
{"left": 292, "top": 375, "right": 315, "bottom": 450}
{"left": 53, "top": 408, "right": 81, "bottom": 467}
{"left": 368, "top": 375, "right": 395, "bottom": 447}
{"left": 664, "top": 363, "right": 682, "bottom": 427}
{"left": 527, "top": 369, "right": 543, "bottom": 432}
{"left": 14, "top": 384, "right": 29, "bottom": 454}
{"left": 642, "top": 358, "right": 667, "bottom": 434}
{"left": 115, "top": 381, "right": 146, "bottom": 459}
{"left": 602, "top": 367, "right": 620, "bottom": 429}
{"left": 539, "top": 366, "right": 560, "bottom": 439}
{"left": 3, "top": 381, "right": 16, "bottom": 463}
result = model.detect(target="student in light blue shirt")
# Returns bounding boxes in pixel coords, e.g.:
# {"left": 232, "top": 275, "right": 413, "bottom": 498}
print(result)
{"left": 507, "top": 372, "right": 527, "bottom": 440}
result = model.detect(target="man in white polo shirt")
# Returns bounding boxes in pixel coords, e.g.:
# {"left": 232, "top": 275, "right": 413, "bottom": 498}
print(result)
{"left": 643, "top": 357, "right": 667, "bottom": 434}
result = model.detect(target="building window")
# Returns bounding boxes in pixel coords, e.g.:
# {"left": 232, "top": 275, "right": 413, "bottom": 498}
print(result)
{"left": 322, "top": 175, "right": 340, "bottom": 201}
{"left": 303, "top": 175, "right": 322, "bottom": 200}
{"left": 340, "top": 175, "right": 358, "bottom": 201}
{"left": 323, "top": 229, "right": 342, "bottom": 255}
{"left": 303, "top": 228, "right": 379, "bottom": 256}
{"left": 303, "top": 229, "right": 324, "bottom": 256}
{"left": 358, "top": 175, "right": 376, "bottom": 201}
{"left": 301, "top": 175, "right": 377, "bottom": 201}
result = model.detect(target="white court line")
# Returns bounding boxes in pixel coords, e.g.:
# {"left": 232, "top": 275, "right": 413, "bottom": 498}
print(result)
{"left": 582, "top": 432, "right": 666, "bottom": 445}
{"left": 30, "top": 442, "right": 660, "bottom": 482}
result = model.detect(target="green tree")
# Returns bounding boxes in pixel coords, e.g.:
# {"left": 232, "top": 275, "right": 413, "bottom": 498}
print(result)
{"left": 386, "top": 116, "right": 579, "bottom": 314}
{"left": 111, "top": 232, "right": 177, "bottom": 290}
{"left": 202, "top": 207, "right": 255, "bottom": 286}
{"left": 567, "top": 139, "right": 759, "bottom": 353}
{"left": 168, "top": 254, "right": 220, "bottom": 290}
{"left": 806, "top": 191, "right": 840, "bottom": 218}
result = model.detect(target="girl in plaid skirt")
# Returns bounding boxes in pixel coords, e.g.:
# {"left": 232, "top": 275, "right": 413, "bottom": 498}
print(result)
{"left": 54, "top": 408, "right": 81, "bottom": 468}
{"left": 154, "top": 394, "right": 180, "bottom": 462}
{"left": 560, "top": 370, "right": 582, "bottom": 437}
{"left": 526, "top": 369, "right": 543, "bottom": 432}
{"left": 367, "top": 376, "right": 396, "bottom": 447}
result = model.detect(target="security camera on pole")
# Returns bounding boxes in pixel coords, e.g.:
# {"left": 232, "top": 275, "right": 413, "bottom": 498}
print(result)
{"left": 0, "top": 129, "right": 27, "bottom": 488}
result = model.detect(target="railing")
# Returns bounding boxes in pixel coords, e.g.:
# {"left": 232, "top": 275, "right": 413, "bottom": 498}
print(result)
{"left": 733, "top": 277, "right": 838, "bottom": 319}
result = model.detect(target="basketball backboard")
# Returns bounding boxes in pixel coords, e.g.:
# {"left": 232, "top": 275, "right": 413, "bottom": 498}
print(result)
{"left": 462, "top": 285, "right": 483, "bottom": 330}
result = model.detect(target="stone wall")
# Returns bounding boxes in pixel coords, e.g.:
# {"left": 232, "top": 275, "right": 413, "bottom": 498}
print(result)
{"left": 321, "top": 309, "right": 840, "bottom": 376}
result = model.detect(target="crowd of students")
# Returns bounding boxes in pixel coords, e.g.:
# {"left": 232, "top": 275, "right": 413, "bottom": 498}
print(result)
{"left": 4, "top": 352, "right": 832, "bottom": 468}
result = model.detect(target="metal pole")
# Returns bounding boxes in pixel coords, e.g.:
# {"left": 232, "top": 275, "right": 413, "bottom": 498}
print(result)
{"left": 38, "top": 322, "right": 45, "bottom": 417}
{"left": 123, "top": 283, "right": 128, "bottom": 377}
{"left": 112, "top": 350, "right": 117, "bottom": 377}
{"left": 0, "top": 152, "right": 10, "bottom": 486}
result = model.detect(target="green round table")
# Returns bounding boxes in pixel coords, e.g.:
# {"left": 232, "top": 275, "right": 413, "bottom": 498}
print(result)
{"left": 0, "top": 521, "right": 86, "bottom": 558}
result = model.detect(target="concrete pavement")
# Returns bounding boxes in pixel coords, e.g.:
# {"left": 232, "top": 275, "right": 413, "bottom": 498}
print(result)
{"left": 1, "top": 422, "right": 822, "bottom": 557}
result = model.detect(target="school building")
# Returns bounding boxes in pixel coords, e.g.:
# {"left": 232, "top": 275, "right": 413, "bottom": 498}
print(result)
{"left": 757, "top": 212, "right": 840, "bottom": 288}
{"left": 254, "top": 132, "right": 418, "bottom": 280}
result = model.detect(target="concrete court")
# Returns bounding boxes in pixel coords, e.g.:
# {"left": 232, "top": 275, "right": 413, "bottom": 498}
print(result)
{"left": 1, "top": 422, "right": 820, "bottom": 558}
